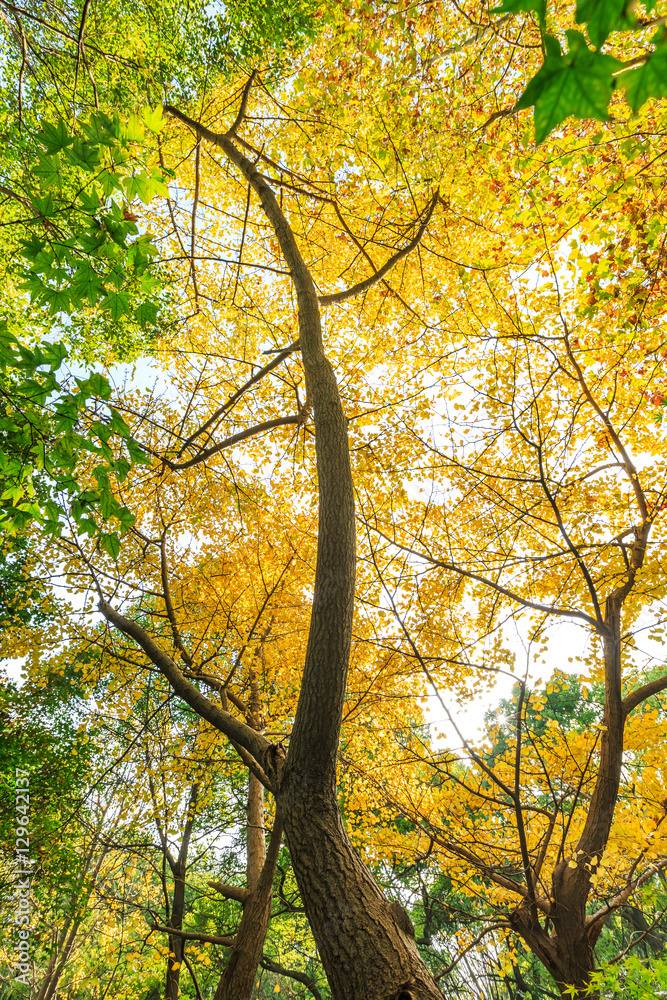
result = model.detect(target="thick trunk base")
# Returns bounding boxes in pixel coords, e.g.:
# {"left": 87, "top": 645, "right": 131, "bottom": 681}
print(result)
{"left": 281, "top": 777, "right": 442, "bottom": 1000}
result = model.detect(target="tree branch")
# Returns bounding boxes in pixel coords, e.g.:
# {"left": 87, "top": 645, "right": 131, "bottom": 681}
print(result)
{"left": 623, "top": 673, "right": 667, "bottom": 717}
{"left": 318, "top": 191, "right": 438, "bottom": 305}
{"left": 207, "top": 882, "right": 248, "bottom": 904}
{"left": 150, "top": 924, "right": 235, "bottom": 947}
{"left": 98, "top": 600, "right": 272, "bottom": 773}
{"left": 164, "top": 415, "right": 300, "bottom": 471}
{"left": 260, "top": 957, "right": 323, "bottom": 1000}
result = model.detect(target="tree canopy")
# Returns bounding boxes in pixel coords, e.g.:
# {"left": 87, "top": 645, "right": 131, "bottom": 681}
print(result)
{"left": 1, "top": 2, "right": 667, "bottom": 1000}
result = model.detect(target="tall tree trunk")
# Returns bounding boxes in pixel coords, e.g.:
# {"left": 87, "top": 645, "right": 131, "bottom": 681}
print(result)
{"left": 162, "top": 782, "right": 199, "bottom": 1000}
{"left": 213, "top": 678, "right": 282, "bottom": 1000}
{"left": 213, "top": 813, "right": 283, "bottom": 1000}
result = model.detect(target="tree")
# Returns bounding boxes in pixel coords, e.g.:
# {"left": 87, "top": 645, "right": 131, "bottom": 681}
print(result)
{"left": 4, "top": 2, "right": 667, "bottom": 999}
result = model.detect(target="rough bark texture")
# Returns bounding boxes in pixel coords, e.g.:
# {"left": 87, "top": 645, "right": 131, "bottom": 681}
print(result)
{"left": 281, "top": 784, "right": 440, "bottom": 1000}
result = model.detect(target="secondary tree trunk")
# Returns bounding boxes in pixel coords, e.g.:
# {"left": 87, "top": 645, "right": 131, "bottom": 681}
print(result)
{"left": 165, "top": 862, "right": 186, "bottom": 1000}
{"left": 213, "top": 813, "right": 283, "bottom": 1000}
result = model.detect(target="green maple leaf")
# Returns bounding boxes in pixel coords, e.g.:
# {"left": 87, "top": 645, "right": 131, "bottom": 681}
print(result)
{"left": 619, "top": 40, "right": 667, "bottom": 111}
{"left": 102, "top": 290, "right": 131, "bottom": 321}
{"left": 141, "top": 105, "right": 164, "bottom": 133}
{"left": 33, "top": 154, "right": 62, "bottom": 190}
{"left": 39, "top": 119, "right": 74, "bottom": 154}
{"left": 517, "top": 32, "right": 621, "bottom": 143}
{"left": 100, "top": 532, "right": 121, "bottom": 559}
{"left": 575, "top": 0, "right": 629, "bottom": 48}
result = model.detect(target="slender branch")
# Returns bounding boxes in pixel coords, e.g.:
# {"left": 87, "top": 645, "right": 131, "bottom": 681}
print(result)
{"left": 177, "top": 341, "right": 300, "bottom": 456}
{"left": 586, "top": 859, "right": 667, "bottom": 930}
{"left": 318, "top": 191, "right": 438, "bottom": 305}
{"left": 226, "top": 71, "right": 257, "bottom": 136}
{"left": 160, "top": 533, "right": 192, "bottom": 666}
{"left": 260, "top": 957, "right": 323, "bottom": 1000}
{"left": 98, "top": 600, "right": 271, "bottom": 768}
{"left": 164, "top": 415, "right": 300, "bottom": 470}
{"left": 513, "top": 678, "right": 538, "bottom": 925}
{"left": 369, "top": 523, "right": 602, "bottom": 631}
{"left": 150, "top": 924, "right": 235, "bottom": 947}
{"left": 435, "top": 923, "right": 510, "bottom": 980}
{"left": 190, "top": 139, "right": 201, "bottom": 308}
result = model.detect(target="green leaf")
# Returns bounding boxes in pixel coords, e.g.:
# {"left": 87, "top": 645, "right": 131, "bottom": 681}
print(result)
{"left": 115, "top": 505, "right": 135, "bottom": 531}
{"left": 112, "top": 458, "right": 131, "bottom": 483}
{"left": 1, "top": 486, "right": 24, "bottom": 504}
{"left": 98, "top": 169, "right": 122, "bottom": 197}
{"left": 70, "top": 263, "right": 103, "bottom": 306}
{"left": 126, "top": 437, "right": 148, "bottom": 464}
{"left": 78, "top": 189, "right": 101, "bottom": 213}
{"left": 516, "top": 31, "right": 621, "bottom": 143}
{"left": 575, "top": 0, "right": 628, "bottom": 48}
{"left": 86, "top": 374, "right": 112, "bottom": 400}
{"left": 63, "top": 138, "right": 101, "bottom": 171}
{"left": 100, "top": 532, "right": 121, "bottom": 559}
{"left": 39, "top": 119, "right": 74, "bottom": 154}
{"left": 102, "top": 290, "right": 131, "bottom": 321}
{"left": 33, "top": 154, "right": 62, "bottom": 190}
{"left": 76, "top": 517, "right": 98, "bottom": 537}
{"left": 98, "top": 488, "right": 116, "bottom": 519}
{"left": 32, "top": 193, "right": 56, "bottom": 217}
{"left": 490, "top": 0, "right": 546, "bottom": 18}
{"left": 141, "top": 105, "right": 165, "bottom": 133}
{"left": 124, "top": 172, "right": 154, "bottom": 204}
{"left": 121, "top": 113, "right": 145, "bottom": 143}
{"left": 134, "top": 301, "right": 159, "bottom": 325}
{"left": 619, "top": 44, "right": 667, "bottom": 111}
{"left": 44, "top": 288, "right": 72, "bottom": 316}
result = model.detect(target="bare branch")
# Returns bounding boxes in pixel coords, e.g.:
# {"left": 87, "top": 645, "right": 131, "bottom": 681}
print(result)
{"left": 318, "top": 191, "right": 438, "bottom": 306}
{"left": 178, "top": 341, "right": 300, "bottom": 457}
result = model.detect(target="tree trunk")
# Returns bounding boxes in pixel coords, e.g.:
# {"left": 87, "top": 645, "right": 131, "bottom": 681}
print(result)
{"left": 165, "top": 862, "right": 186, "bottom": 1000}
{"left": 157, "top": 99, "right": 445, "bottom": 1000}
{"left": 213, "top": 814, "right": 283, "bottom": 1000}
{"left": 280, "top": 780, "right": 440, "bottom": 1000}
{"left": 510, "top": 600, "right": 625, "bottom": 999}
{"left": 214, "top": 688, "right": 281, "bottom": 1000}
